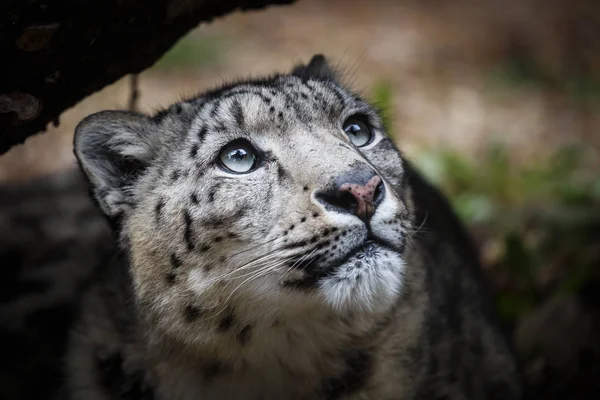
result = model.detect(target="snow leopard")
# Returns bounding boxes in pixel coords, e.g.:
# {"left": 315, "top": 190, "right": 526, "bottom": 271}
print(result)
{"left": 66, "top": 55, "right": 522, "bottom": 399}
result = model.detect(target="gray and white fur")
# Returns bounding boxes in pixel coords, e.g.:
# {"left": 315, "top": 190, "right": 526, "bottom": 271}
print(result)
{"left": 67, "top": 55, "right": 522, "bottom": 399}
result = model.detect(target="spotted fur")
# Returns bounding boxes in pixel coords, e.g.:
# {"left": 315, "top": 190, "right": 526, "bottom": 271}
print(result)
{"left": 66, "top": 55, "right": 521, "bottom": 399}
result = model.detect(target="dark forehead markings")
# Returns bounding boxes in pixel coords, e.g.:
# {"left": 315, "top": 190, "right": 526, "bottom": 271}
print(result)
{"left": 231, "top": 99, "right": 245, "bottom": 128}
{"left": 197, "top": 126, "right": 208, "bottom": 143}
{"left": 213, "top": 89, "right": 272, "bottom": 108}
{"left": 183, "top": 210, "right": 195, "bottom": 251}
{"left": 209, "top": 101, "right": 221, "bottom": 118}
{"left": 327, "top": 83, "right": 348, "bottom": 108}
{"left": 281, "top": 91, "right": 309, "bottom": 125}
{"left": 322, "top": 349, "right": 373, "bottom": 399}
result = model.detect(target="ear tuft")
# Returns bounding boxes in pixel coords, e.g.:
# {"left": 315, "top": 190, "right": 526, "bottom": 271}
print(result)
{"left": 74, "top": 110, "right": 157, "bottom": 219}
{"left": 291, "top": 54, "right": 337, "bottom": 82}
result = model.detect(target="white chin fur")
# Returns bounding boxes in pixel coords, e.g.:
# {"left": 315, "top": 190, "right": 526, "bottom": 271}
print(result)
{"left": 317, "top": 247, "right": 404, "bottom": 315}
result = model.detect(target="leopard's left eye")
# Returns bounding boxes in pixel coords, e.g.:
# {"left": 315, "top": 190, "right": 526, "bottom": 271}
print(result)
{"left": 218, "top": 140, "right": 258, "bottom": 173}
{"left": 343, "top": 116, "right": 373, "bottom": 147}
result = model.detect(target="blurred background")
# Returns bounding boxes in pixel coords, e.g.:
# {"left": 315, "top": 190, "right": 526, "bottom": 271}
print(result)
{"left": 1, "top": 0, "right": 599, "bottom": 397}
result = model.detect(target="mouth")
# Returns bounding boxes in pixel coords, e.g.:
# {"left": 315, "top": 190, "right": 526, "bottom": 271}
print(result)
{"left": 282, "top": 235, "right": 397, "bottom": 289}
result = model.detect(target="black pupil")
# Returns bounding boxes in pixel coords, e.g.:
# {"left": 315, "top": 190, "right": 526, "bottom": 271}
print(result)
{"left": 229, "top": 148, "right": 248, "bottom": 161}
{"left": 346, "top": 123, "right": 362, "bottom": 135}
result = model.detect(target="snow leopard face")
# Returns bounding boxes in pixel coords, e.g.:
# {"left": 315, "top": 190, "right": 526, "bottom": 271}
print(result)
{"left": 74, "top": 55, "right": 413, "bottom": 347}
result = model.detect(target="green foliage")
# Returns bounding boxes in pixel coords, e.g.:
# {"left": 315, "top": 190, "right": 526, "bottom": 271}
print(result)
{"left": 413, "top": 143, "right": 600, "bottom": 323}
{"left": 369, "top": 81, "right": 394, "bottom": 135}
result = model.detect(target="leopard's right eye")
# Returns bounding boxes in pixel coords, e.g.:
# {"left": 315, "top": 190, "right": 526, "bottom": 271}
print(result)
{"left": 342, "top": 115, "right": 373, "bottom": 147}
{"left": 218, "top": 140, "right": 258, "bottom": 174}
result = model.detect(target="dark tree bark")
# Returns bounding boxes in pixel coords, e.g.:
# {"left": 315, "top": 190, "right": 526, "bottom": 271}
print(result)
{"left": 0, "top": 0, "right": 295, "bottom": 155}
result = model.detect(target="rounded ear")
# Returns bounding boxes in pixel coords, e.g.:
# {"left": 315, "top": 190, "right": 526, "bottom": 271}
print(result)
{"left": 291, "top": 54, "right": 337, "bottom": 82}
{"left": 73, "top": 110, "right": 157, "bottom": 219}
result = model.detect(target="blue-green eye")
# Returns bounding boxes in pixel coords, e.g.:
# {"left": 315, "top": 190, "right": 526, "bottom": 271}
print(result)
{"left": 218, "top": 140, "right": 258, "bottom": 173}
{"left": 343, "top": 117, "right": 372, "bottom": 147}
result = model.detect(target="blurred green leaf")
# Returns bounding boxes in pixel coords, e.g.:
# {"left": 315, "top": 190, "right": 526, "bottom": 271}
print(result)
{"left": 370, "top": 81, "right": 394, "bottom": 135}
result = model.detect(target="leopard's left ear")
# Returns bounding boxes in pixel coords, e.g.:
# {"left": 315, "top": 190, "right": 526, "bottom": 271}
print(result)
{"left": 291, "top": 54, "right": 338, "bottom": 82}
{"left": 73, "top": 110, "right": 159, "bottom": 220}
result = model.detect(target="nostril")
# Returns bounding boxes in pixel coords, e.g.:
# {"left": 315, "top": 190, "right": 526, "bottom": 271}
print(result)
{"left": 315, "top": 190, "right": 358, "bottom": 215}
{"left": 373, "top": 179, "right": 385, "bottom": 206}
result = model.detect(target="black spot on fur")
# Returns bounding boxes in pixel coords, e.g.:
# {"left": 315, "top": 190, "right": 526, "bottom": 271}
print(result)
{"left": 200, "top": 244, "right": 212, "bottom": 252}
{"left": 198, "top": 126, "right": 208, "bottom": 143}
{"left": 322, "top": 349, "right": 373, "bottom": 399}
{"left": 191, "top": 193, "right": 199, "bottom": 205}
{"left": 96, "top": 353, "right": 154, "bottom": 400}
{"left": 154, "top": 199, "right": 164, "bottom": 223}
{"left": 269, "top": 106, "right": 275, "bottom": 113}
{"left": 203, "top": 361, "right": 225, "bottom": 380}
{"left": 190, "top": 143, "right": 199, "bottom": 158}
{"left": 183, "top": 210, "right": 194, "bottom": 250}
{"left": 218, "top": 311, "right": 235, "bottom": 332}
{"left": 238, "top": 324, "right": 253, "bottom": 345}
{"left": 170, "top": 254, "right": 182, "bottom": 269}
{"left": 170, "top": 170, "right": 181, "bottom": 182}
{"left": 184, "top": 305, "right": 203, "bottom": 322}
{"left": 210, "top": 102, "right": 220, "bottom": 118}
{"left": 166, "top": 272, "right": 176, "bottom": 284}
{"left": 208, "top": 189, "right": 216, "bottom": 203}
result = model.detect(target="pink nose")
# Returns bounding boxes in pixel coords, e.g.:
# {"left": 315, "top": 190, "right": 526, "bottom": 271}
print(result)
{"left": 339, "top": 175, "right": 382, "bottom": 221}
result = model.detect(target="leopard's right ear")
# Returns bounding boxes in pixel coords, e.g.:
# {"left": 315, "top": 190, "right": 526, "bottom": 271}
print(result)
{"left": 74, "top": 110, "right": 158, "bottom": 219}
{"left": 291, "top": 54, "right": 338, "bottom": 82}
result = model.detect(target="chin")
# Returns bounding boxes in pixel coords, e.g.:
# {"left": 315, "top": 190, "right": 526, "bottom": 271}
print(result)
{"left": 317, "top": 243, "right": 405, "bottom": 315}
